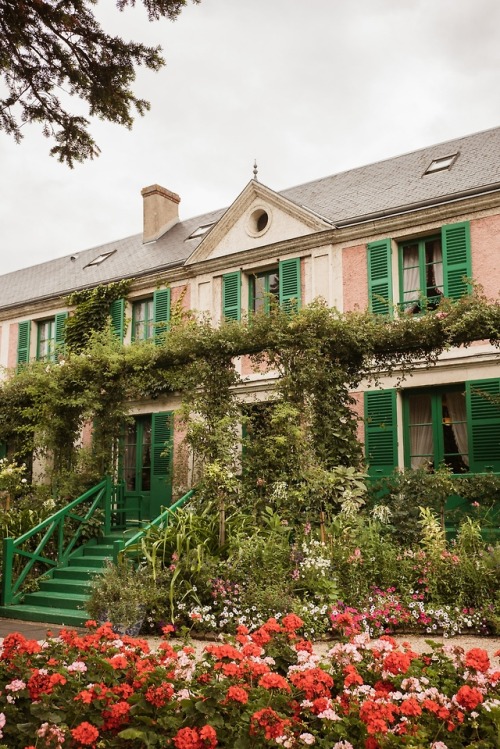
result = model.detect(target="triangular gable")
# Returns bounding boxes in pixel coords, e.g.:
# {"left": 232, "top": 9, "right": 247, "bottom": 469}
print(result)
{"left": 185, "top": 180, "right": 331, "bottom": 265}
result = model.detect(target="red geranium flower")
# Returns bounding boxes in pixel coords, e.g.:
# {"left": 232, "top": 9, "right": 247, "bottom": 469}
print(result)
{"left": 465, "top": 648, "right": 490, "bottom": 673}
{"left": 70, "top": 721, "right": 99, "bottom": 746}
{"left": 455, "top": 685, "right": 484, "bottom": 710}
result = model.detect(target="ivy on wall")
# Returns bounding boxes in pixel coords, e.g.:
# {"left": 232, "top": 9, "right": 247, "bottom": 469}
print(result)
{"left": 64, "top": 279, "right": 132, "bottom": 352}
{"left": 0, "top": 285, "right": 498, "bottom": 496}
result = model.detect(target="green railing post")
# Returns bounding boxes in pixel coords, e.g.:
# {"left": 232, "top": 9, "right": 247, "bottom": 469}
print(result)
{"left": 57, "top": 518, "right": 64, "bottom": 562}
{"left": 1, "top": 537, "right": 14, "bottom": 606}
{"left": 113, "top": 539, "right": 125, "bottom": 565}
{"left": 104, "top": 475, "right": 112, "bottom": 535}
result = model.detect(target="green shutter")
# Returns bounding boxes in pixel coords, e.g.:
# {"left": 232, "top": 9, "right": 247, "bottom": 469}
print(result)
{"left": 364, "top": 389, "right": 398, "bottom": 477}
{"left": 17, "top": 320, "right": 31, "bottom": 365}
{"left": 222, "top": 272, "right": 241, "bottom": 321}
{"left": 442, "top": 221, "right": 471, "bottom": 300}
{"left": 279, "top": 257, "right": 301, "bottom": 312}
{"left": 154, "top": 288, "right": 171, "bottom": 344}
{"left": 151, "top": 411, "right": 174, "bottom": 511}
{"left": 466, "top": 379, "right": 500, "bottom": 472}
{"left": 109, "top": 299, "right": 125, "bottom": 341}
{"left": 54, "top": 312, "right": 68, "bottom": 352}
{"left": 367, "top": 239, "right": 393, "bottom": 316}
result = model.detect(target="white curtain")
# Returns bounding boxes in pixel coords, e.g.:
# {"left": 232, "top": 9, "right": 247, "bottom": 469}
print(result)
{"left": 431, "top": 242, "right": 444, "bottom": 289}
{"left": 403, "top": 245, "right": 420, "bottom": 307}
{"left": 409, "top": 395, "right": 433, "bottom": 468}
{"left": 445, "top": 391, "right": 469, "bottom": 466}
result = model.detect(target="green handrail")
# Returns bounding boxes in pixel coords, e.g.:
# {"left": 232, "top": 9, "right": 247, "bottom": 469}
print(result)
{"left": 113, "top": 488, "right": 196, "bottom": 563}
{"left": 1, "top": 477, "right": 114, "bottom": 606}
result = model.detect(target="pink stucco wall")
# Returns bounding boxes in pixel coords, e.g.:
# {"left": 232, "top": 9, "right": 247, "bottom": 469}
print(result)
{"left": 351, "top": 391, "right": 364, "bottom": 444}
{"left": 343, "top": 245, "right": 368, "bottom": 312}
{"left": 8, "top": 323, "right": 18, "bottom": 368}
{"left": 470, "top": 214, "right": 500, "bottom": 299}
{"left": 171, "top": 284, "right": 190, "bottom": 312}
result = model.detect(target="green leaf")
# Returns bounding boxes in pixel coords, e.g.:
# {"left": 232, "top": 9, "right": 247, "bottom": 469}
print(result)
{"left": 118, "top": 728, "right": 148, "bottom": 740}
{"left": 195, "top": 699, "right": 214, "bottom": 715}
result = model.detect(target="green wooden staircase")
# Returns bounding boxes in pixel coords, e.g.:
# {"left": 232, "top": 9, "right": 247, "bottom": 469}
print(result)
{"left": 0, "top": 480, "right": 195, "bottom": 628}
{"left": 0, "top": 533, "right": 122, "bottom": 627}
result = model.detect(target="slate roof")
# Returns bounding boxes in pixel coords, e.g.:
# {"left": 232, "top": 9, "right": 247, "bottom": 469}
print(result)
{"left": 2, "top": 126, "right": 500, "bottom": 311}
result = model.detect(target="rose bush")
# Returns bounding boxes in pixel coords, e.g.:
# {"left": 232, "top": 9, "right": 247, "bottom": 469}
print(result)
{"left": 0, "top": 617, "right": 499, "bottom": 748}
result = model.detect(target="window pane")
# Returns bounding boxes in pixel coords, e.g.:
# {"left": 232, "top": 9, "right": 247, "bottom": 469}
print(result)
{"left": 142, "top": 420, "right": 152, "bottom": 491}
{"left": 268, "top": 272, "right": 279, "bottom": 297}
{"left": 402, "top": 244, "right": 420, "bottom": 310}
{"left": 252, "top": 275, "right": 266, "bottom": 313}
{"left": 408, "top": 394, "right": 434, "bottom": 468}
{"left": 252, "top": 270, "right": 279, "bottom": 313}
{"left": 442, "top": 391, "right": 469, "bottom": 472}
{"left": 38, "top": 320, "right": 54, "bottom": 360}
{"left": 425, "top": 239, "right": 443, "bottom": 306}
{"left": 133, "top": 299, "right": 154, "bottom": 340}
{"left": 124, "top": 423, "right": 137, "bottom": 491}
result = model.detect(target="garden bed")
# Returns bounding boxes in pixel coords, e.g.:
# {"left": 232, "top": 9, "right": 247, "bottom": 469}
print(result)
{"left": 0, "top": 617, "right": 499, "bottom": 748}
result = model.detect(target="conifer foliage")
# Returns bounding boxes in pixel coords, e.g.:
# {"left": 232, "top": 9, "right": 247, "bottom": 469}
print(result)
{"left": 0, "top": 0, "right": 198, "bottom": 165}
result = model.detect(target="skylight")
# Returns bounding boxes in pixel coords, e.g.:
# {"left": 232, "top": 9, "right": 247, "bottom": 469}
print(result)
{"left": 424, "top": 153, "right": 459, "bottom": 175}
{"left": 85, "top": 250, "right": 116, "bottom": 267}
{"left": 187, "top": 223, "right": 215, "bottom": 240}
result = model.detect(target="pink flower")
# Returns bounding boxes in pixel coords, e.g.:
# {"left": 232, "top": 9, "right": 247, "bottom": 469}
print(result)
{"left": 299, "top": 733, "right": 316, "bottom": 745}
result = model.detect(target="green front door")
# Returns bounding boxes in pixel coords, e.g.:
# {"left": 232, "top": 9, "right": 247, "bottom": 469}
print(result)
{"left": 122, "top": 412, "right": 173, "bottom": 520}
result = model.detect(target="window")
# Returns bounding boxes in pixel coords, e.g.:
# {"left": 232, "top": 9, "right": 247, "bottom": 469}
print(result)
{"left": 403, "top": 387, "right": 469, "bottom": 473}
{"left": 85, "top": 250, "right": 116, "bottom": 267}
{"left": 250, "top": 268, "right": 279, "bottom": 314}
{"left": 364, "top": 378, "right": 500, "bottom": 477}
{"left": 424, "top": 153, "right": 459, "bottom": 175}
{"left": 222, "top": 258, "right": 301, "bottom": 321}
{"left": 367, "top": 221, "right": 471, "bottom": 316}
{"left": 399, "top": 235, "right": 443, "bottom": 313}
{"left": 21, "top": 312, "right": 68, "bottom": 363}
{"left": 187, "top": 223, "right": 215, "bottom": 240}
{"left": 37, "top": 319, "right": 55, "bottom": 360}
{"left": 132, "top": 298, "right": 154, "bottom": 341}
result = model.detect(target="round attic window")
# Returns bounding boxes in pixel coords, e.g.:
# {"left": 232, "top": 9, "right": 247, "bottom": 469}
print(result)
{"left": 247, "top": 207, "right": 271, "bottom": 237}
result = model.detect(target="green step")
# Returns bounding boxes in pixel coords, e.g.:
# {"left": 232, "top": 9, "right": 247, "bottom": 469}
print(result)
{"left": 23, "top": 591, "right": 88, "bottom": 610}
{"left": 53, "top": 567, "right": 104, "bottom": 581}
{"left": 0, "top": 605, "right": 88, "bottom": 627}
{"left": 38, "top": 579, "right": 93, "bottom": 595}
{"left": 82, "top": 544, "right": 114, "bottom": 558}
{"left": 69, "top": 556, "right": 109, "bottom": 569}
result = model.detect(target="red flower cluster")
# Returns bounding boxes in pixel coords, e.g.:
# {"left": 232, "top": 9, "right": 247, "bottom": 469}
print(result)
{"left": 27, "top": 670, "right": 66, "bottom": 700}
{"left": 359, "top": 699, "right": 400, "bottom": 734}
{"left": 455, "top": 684, "right": 484, "bottom": 710}
{"left": 173, "top": 724, "right": 217, "bottom": 749}
{"left": 289, "top": 667, "right": 334, "bottom": 699}
{"left": 250, "top": 707, "right": 291, "bottom": 740}
{"left": 465, "top": 647, "right": 490, "bottom": 673}
{"left": 258, "top": 672, "right": 291, "bottom": 692}
{"left": 225, "top": 685, "right": 249, "bottom": 704}
{"left": 70, "top": 721, "right": 99, "bottom": 746}
{"left": 383, "top": 650, "right": 416, "bottom": 675}
{"left": 145, "top": 682, "right": 174, "bottom": 707}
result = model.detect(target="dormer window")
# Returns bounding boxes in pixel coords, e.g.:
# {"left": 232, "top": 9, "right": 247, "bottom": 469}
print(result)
{"left": 424, "top": 153, "right": 459, "bottom": 175}
{"left": 85, "top": 250, "right": 116, "bottom": 267}
{"left": 187, "top": 223, "right": 215, "bottom": 240}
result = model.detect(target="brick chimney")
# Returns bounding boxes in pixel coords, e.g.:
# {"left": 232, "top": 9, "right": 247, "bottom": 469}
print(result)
{"left": 141, "top": 184, "right": 181, "bottom": 243}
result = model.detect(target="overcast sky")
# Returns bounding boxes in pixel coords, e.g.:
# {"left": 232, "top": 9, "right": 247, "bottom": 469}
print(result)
{"left": 1, "top": 0, "right": 500, "bottom": 275}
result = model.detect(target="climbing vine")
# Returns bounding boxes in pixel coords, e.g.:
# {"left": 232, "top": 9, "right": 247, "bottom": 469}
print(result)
{"left": 64, "top": 279, "right": 132, "bottom": 352}
{"left": 0, "top": 285, "right": 498, "bottom": 500}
